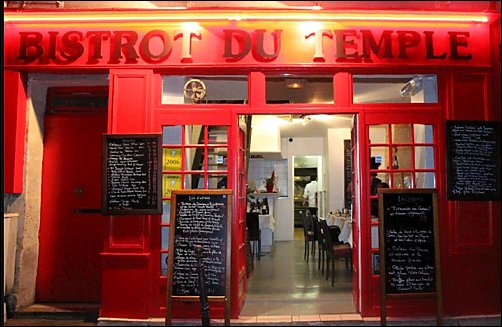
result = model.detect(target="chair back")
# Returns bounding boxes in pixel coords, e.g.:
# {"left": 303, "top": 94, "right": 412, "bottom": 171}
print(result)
{"left": 305, "top": 210, "right": 316, "bottom": 238}
{"left": 319, "top": 218, "right": 334, "bottom": 250}
{"left": 246, "top": 212, "right": 260, "bottom": 241}
{"left": 300, "top": 210, "right": 310, "bottom": 237}
{"left": 312, "top": 215, "right": 323, "bottom": 247}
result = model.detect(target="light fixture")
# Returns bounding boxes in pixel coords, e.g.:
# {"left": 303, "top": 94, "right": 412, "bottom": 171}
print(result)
{"left": 302, "top": 115, "right": 312, "bottom": 126}
{"left": 285, "top": 78, "right": 306, "bottom": 89}
{"left": 312, "top": 2, "right": 323, "bottom": 10}
{"left": 400, "top": 76, "right": 423, "bottom": 97}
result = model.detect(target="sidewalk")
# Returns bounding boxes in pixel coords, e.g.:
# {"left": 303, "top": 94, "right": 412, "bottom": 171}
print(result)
{"left": 4, "top": 305, "right": 501, "bottom": 326}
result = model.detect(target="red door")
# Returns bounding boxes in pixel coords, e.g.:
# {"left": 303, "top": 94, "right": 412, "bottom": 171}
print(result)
{"left": 37, "top": 101, "right": 108, "bottom": 302}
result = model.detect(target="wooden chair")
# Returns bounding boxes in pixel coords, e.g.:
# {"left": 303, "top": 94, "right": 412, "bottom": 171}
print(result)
{"left": 305, "top": 210, "right": 317, "bottom": 259}
{"left": 300, "top": 210, "right": 315, "bottom": 262}
{"left": 319, "top": 219, "right": 352, "bottom": 286}
{"left": 311, "top": 214, "right": 325, "bottom": 271}
{"left": 246, "top": 212, "right": 261, "bottom": 261}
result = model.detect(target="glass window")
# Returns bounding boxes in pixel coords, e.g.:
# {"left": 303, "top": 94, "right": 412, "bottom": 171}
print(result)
{"left": 162, "top": 75, "right": 248, "bottom": 104}
{"left": 369, "top": 124, "right": 388, "bottom": 144}
{"left": 162, "top": 125, "right": 182, "bottom": 144}
{"left": 353, "top": 74, "right": 438, "bottom": 104}
{"left": 415, "top": 146, "right": 435, "bottom": 169}
{"left": 392, "top": 124, "right": 412, "bottom": 143}
{"left": 369, "top": 123, "right": 436, "bottom": 202}
{"left": 416, "top": 172, "right": 436, "bottom": 188}
{"left": 414, "top": 124, "right": 433, "bottom": 143}
{"left": 266, "top": 75, "right": 333, "bottom": 104}
{"left": 160, "top": 124, "right": 229, "bottom": 275}
{"left": 370, "top": 147, "right": 389, "bottom": 170}
{"left": 393, "top": 146, "right": 412, "bottom": 169}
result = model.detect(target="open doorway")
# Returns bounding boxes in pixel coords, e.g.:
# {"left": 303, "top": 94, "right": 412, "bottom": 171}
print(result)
{"left": 240, "top": 113, "right": 357, "bottom": 316}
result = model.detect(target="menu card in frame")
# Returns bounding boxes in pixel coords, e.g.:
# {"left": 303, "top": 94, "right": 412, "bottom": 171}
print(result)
{"left": 378, "top": 189, "right": 442, "bottom": 326}
{"left": 165, "top": 189, "right": 232, "bottom": 326}
{"left": 446, "top": 120, "right": 501, "bottom": 201}
{"left": 102, "top": 134, "right": 162, "bottom": 215}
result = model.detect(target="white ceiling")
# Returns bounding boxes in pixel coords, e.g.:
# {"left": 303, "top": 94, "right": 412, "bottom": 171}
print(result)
{"left": 253, "top": 114, "right": 354, "bottom": 138}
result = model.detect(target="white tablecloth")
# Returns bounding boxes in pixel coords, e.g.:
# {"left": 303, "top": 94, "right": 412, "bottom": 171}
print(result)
{"left": 259, "top": 214, "right": 275, "bottom": 252}
{"left": 326, "top": 214, "right": 352, "bottom": 247}
{"left": 259, "top": 214, "right": 275, "bottom": 231}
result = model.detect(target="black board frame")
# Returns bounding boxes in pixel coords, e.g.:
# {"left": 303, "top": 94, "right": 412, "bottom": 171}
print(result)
{"left": 378, "top": 188, "right": 442, "bottom": 326}
{"left": 102, "top": 133, "right": 162, "bottom": 215}
{"left": 446, "top": 120, "right": 501, "bottom": 201}
{"left": 165, "top": 189, "right": 232, "bottom": 326}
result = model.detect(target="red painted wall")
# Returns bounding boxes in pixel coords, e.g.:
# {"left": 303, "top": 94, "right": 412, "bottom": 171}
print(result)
{"left": 443, "top": 73, "right": 501, "bottom": 315}
{"left": 3, "top": 70, "right": 26, "bottom": 193}
{"left": 2, "top": 7, "right": 500, "bottom": 322}
{"left": 100, "top": 70, "right": 154, "bottom": 319}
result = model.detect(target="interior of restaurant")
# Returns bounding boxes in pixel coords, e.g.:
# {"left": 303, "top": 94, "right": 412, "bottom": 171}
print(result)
{"left": 181, "top": 73, "right": 430, "bottom": 316}
{"left": 242, "top": 111, "right": 356, "bottom": 316}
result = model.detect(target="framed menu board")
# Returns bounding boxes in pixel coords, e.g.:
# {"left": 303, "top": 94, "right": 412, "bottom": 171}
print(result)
{"left": 378, "top": 189, "right": 442, "bottom": 326}
{"left": 165, "top": 190, "right": 232, "bottom": 326}
{"left": 102, "top": 134, "right": 162, "bottom": 215}
{"left": 446, "top": 120, "right": 501, "bottom": 201}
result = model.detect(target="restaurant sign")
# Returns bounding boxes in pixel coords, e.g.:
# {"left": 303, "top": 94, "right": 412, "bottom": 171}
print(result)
{"left": 4, "top": 21, "right": 490, "bottom": 68}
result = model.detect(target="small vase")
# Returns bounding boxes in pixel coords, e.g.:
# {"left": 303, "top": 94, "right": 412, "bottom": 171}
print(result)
{"left": 266, "top": 184, "right": 274, "bottom": 192}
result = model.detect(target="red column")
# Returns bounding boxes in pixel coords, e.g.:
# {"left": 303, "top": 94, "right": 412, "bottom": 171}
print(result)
{"left": 100, "top": 69, "right": 154, "bottom": 319}
{"left": 3, "top": 70, "right": 27, "bottom": 194}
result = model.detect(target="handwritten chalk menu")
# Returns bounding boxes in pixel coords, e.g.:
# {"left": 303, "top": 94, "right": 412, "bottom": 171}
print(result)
{"left": 446, "top": 120, "right": 501, "bottom": 201}
{"left": 344, "top": 139, "right": 352, "bottom": 208}
{"left": 168, "top": 190, "right": 232, "bottom": 296}
{"left": 379, "top": 189, "right": 439, "bottom": 294}
{"left": 378, "top": 189, "right": 442, "bottom": 325}
{"left": 166, "top": 190, "right": 232, "bottom": 326}
{"left": 102, "top": 134, "right": 162, "bottom": 215}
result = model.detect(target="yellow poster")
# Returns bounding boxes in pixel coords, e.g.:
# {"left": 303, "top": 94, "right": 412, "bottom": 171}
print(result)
{"left": 163, "top": 174, "right": 182, "bottom": 199}
{"left": 163, "top": 148, "right": 182, "bottom": 171}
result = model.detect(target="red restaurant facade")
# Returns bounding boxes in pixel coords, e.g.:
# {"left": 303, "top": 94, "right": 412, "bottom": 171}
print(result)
{"left": 3, "top": 1, "right": 501, "bottom": 323}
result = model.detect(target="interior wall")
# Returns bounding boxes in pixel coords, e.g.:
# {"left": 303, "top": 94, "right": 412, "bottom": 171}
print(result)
{"left": 326, "top": 128, "right": 351, "bottom": 214}
{"left": 281, "top": 136, "right": 324, "bottom": 239}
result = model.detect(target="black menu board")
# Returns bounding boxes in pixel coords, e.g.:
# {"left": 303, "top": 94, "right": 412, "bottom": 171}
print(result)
{"left": 102, "top": 134, "right": 162, "bottom": 215}
{"left": 446, "top": 120, "right": 501, "bottom": 201}
{"left": 378, "top": 189, "right": 443, "bottom": 325}
{"left": 344, "top": 139, "right": 352, "bottom": 208}
{"left": 168, "top": 190, "right": 232, "bottom": 297}
{"left": 379, "top": 189, "right": 440, "bottom": 295}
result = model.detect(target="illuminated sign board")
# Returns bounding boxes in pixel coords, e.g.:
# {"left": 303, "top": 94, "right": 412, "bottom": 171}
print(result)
{"left": 4, "top": 21, "right": 490, "bottom": 68}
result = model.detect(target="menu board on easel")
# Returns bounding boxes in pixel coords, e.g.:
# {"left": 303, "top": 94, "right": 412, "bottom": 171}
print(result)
{"left": 102, "top": 134, "right": 162, "bottom": 215}
{"left": 378, "top": 189, "right": 442, "bottom": 326}
{"left": 165, "top": 190, "right": 232, "bottom": 326}
{"left": 446, "top": 120, "right": 501, "bottom": 201}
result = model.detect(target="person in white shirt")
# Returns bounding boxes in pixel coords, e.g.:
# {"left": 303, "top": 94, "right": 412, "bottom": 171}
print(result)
{"left": 303, "top": 176, "right": 318, "bottom": 216}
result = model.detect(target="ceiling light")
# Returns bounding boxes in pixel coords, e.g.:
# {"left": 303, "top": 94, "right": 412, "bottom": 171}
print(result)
{"left": 285, "top": 78, "right": 306, "bottom": 89}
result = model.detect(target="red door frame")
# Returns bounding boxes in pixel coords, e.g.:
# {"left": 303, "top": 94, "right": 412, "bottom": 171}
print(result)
{"left": 106, "top": 68, "right": 498, "bottom": 320}
{"left": 38, "top": 87, "right": 108, "bottom": 302}
{"left": 359, "top": 110, "right": 445, "bottom": 317}
{"left": 150, "top": 70, "right": 446, "bottom": 319}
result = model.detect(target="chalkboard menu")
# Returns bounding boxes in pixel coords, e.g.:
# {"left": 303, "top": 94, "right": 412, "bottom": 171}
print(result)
{"left": 102, "top": 134, "right": 162, "bottom": 215}
{"left": 378, "top": 189, "right": 442, "bottom": 326}
{"left": 379, "top": 189, "right": 439, "bottom": 295}
{"left": 168, "top": 190, "right": 232, "bottom": 297}
{"left": 344, "top": 139, "right": 352, "bottom": 208}
{"left": 446, "top": 120, "right": 501, "bottom": 201}
{"left": 165, "top": 190, "right": 232, "bottom": 325}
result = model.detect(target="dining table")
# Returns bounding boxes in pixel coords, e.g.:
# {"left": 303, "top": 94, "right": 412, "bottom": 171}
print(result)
{"left": 258, "top": 214, "right": 275, "bottom": 253}
{"left": 326, "top": 213, "right": 353, "bottom": 247}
